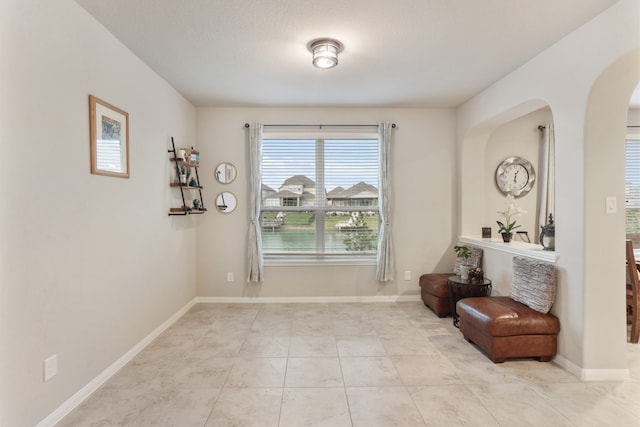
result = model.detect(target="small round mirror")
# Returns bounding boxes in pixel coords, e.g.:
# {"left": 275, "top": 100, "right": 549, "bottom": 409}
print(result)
{"left": 216, "top": 191, "right": 237, "bottom": 213}
{"left": 215, "top": 162, "right": 237, "bottom": 184}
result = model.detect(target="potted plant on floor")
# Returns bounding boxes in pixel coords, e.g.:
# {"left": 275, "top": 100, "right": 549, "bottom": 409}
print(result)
{"left": 454, "top": 245, "right": 473, "bottom": 280}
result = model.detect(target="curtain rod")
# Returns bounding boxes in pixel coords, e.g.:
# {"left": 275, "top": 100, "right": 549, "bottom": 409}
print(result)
{"left": 244, "top": 123, "right": 396, "bottom": 128}
{"left": 538, "top": 125, "right": 640, "bottom": 130}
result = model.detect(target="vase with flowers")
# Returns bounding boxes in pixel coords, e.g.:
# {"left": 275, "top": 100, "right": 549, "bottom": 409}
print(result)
{"left": 496, "top": 195, "right": 526, "bottom": 242}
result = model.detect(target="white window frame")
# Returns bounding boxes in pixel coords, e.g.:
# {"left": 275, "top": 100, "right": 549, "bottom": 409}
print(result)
{"left": 261, "top": 129, "right": 380, "bottom": 263}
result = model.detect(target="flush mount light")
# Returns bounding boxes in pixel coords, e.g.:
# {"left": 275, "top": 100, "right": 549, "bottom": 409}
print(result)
{"left": 308, "top": 38, "right": 343, "bottom": 69}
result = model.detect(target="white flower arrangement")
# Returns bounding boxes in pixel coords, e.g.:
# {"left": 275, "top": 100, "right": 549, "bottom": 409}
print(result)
{"left": 497, "top": 195, "right": 527, "bottom": 234}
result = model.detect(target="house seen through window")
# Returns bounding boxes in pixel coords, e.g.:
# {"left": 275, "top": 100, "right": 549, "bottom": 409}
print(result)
{"left": 261, "top": 137, "right": 379, "bottom": 256}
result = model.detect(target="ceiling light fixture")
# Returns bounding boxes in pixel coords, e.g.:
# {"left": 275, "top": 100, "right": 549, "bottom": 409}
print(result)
{"left": 309, "top": 38, "right": 343, "bottom": 69}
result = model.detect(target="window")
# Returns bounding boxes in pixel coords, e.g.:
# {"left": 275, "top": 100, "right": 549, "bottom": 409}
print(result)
{"left": 626, "top": 129, "right": 640, "bottom": 235}
{"left": 260, "top": 135, "right": 379, "bottom": 257}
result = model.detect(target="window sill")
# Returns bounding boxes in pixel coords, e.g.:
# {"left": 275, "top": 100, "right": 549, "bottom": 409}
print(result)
{"left": 264, "top": 255, "right": 377, "bottom": 267}
{"left": 459, "top": 236, "right": 558, "bottom": 264}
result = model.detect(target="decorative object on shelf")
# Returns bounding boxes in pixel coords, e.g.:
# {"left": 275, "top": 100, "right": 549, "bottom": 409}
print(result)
{"left": 178, "top": 164, "right": 190, "bottom": 184}
{"left": 497, "top": 195, "right": 526, "bottom": 242}
{"left": 495, "top": 156, "right": 535, "bottom": 198}
{"left": 89, "top": 95, "right": 129, "bottom": 178}
{"left": 454, "top": 245, "right": 472, "bottom": 280}
{"left": 516, "top": 231, "right": 531, "bottom": 243}
{"left": 482, "top": 227, "right": 492, "bottom": 239}
{"left": 168, "top": 137, "right": 206, "bottom": 216}
{"left": 215, "top": 162, "right": 237, "bottom": 184}
{"left": 216, "top": 191, "right": 237, "bottom": 214}
{"left": 540, "top": 213, "right": 555, "bottom": 251}
{"left": 185, "top": 148, "right": 200, "bottom": 165}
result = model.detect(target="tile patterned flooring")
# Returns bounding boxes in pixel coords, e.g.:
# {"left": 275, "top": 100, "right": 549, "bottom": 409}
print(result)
{"left": 58, "top": 302, "right": 640, "bottom": 426}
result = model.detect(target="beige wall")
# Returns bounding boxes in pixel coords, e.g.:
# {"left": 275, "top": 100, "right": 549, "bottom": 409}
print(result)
{"left": 195, "top": 107, "right": 457, "bottom": 298}
{"left": 0, "top": 1, "right": 197, "bottom": 425}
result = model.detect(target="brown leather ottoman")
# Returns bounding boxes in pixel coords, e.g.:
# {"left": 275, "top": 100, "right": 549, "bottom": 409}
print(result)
{"left": 419, "top": 246, "right": 483, "bottom": 317}
{"left": 457, "top": 296, "right": 560, "bottom": 363}
{"left": 419, "top": 273, "right": 452, "bottom": 317}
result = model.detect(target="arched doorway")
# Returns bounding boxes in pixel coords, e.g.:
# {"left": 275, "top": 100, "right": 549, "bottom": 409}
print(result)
{"left": 582, "top": 48, "right": 640, "bottom": 369}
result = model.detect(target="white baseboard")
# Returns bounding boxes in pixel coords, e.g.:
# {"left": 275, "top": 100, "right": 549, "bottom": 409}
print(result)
{"left": 580, "top": 368, "right": 631, "bottom": 381}
{"left": 553, "top": 354, "right": 631, "bottom": 381}
{"left": 195, "top": 294, "right": 422, "bottom": 304}
{"left": 552, "top": 354, "right": 582, "bottom": 379}
{"left": 36, "top": 294, "right": 419, "bottom": 426}
{"left": 36, "top": 297, "right": 198, "bottom": 427}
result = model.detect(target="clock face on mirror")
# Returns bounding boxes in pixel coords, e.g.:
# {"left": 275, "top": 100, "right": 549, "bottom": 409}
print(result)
{"left": 495, "top": 157, "right": 535, "bottom": 197}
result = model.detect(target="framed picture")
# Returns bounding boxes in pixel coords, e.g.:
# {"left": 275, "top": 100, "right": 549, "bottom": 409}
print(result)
{"left": 89, "top": 95, "right": 129, "bottom": 178}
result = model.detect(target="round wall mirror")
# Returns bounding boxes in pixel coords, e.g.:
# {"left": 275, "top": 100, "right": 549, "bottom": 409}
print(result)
{"left": 215, "top": 162, "right": 237, "bottom": 184}
{"left": 216, "top": 191, "right": 237, "bottom": 213}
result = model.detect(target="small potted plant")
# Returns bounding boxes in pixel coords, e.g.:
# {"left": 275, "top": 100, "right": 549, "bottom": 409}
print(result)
{"left": 454, "top": 245, "right": 473, "bottom": 280}
{"left": 178, "top": 164, "right": 190, "bottom": 185}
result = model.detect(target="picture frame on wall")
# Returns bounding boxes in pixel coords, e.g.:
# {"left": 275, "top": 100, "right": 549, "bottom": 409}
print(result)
{"left": 89, "top": 95, "right": 129, "bottom": 178}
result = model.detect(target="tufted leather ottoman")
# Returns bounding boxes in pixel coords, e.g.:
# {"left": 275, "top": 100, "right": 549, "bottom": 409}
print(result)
{"left": 457, "top": 296, "right": 560, "bottom": 363}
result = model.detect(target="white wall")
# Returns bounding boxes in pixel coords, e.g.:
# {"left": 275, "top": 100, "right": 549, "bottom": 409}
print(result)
{"left": 583, "top": 51, "right": 639, "bottom": 371}
{"left": 195, "top": 107, "right": 457, "bottom": 298}
{"left": 0, "top": 1, "right": 197, "bottom": 425}
{"left": 457, "top": 0, "right": 639, "bottom": 377}
{"left": 483, "top": 107, "right": 553, "bottom": 240}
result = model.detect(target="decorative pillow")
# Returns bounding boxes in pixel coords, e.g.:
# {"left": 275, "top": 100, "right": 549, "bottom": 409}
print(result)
{"left": 510, "top": 256, "right": 556, "bottom": 314}
{"left": 453, "top": 246, "right": 483, "bottom": 275}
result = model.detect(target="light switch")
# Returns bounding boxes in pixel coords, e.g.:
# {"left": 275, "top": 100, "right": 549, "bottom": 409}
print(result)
{"left": 606, "top": 196, "right": 617, "bottom": 214}
{"left": 44, "top": 354, "right": 57, "bottom": 382}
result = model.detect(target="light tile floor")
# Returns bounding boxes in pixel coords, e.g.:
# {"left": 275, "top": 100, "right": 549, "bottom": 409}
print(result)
{"left": 58, "top": 302, "right": 640, "bottom": 426}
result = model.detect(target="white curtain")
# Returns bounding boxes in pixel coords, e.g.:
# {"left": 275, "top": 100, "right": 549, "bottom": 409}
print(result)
{"left": 376, "top": 122, "right": 394, "bottom": 281}
{"left": 247, "top": 122, "right": 264, "bottom": 282}
{"left": 536, "top": 123, "right": 555, "bottom": 242}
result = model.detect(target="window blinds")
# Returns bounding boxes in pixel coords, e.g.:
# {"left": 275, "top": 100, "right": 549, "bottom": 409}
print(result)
{"left": 626, "top": 135, "right": 640, "bottom": 233}
{"left": 261, "top": 138, "right": 379, "bottom": 255}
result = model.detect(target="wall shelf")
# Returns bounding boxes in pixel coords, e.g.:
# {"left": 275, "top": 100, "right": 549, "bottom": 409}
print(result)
{"left": 168, "top": 137, "right": 205, "bottom": 216}
{"left": 459, "top": 236, "right": 558, "bottom": 263}
{"left": 169, "top": 183, "right": 204, "bottom": 189}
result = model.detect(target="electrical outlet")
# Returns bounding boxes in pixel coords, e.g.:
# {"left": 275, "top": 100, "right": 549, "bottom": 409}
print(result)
{"left": 404, "top": 270, "right": 412, "bottom": 281}
{"left": 227, "top": 272, "right": 234, "bottom": 282}
{"left": 44, "top": 354, "right": 57, "bottom": 382}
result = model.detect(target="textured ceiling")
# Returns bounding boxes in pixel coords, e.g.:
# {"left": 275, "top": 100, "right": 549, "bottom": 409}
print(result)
{"left": 74, "top": 0, "right": 620, "bottom": 108}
